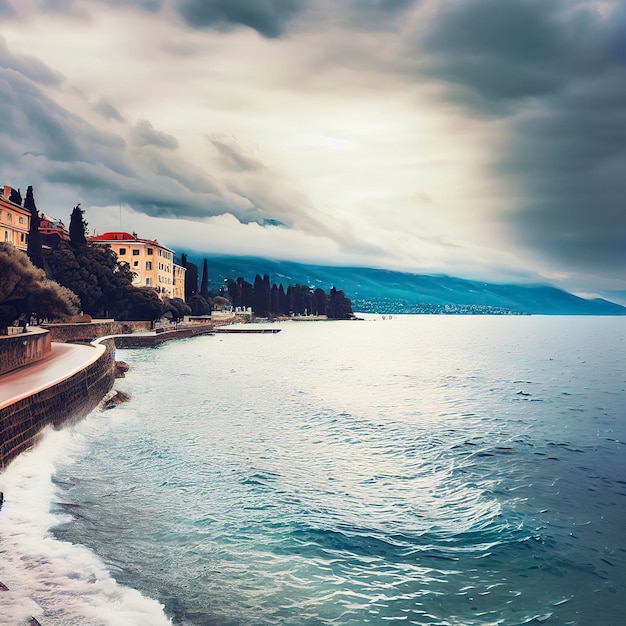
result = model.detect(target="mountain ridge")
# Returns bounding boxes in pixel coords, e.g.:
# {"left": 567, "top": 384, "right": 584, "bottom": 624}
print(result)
{"left": 184, "top": 253, "right": 626, "bottom": 316}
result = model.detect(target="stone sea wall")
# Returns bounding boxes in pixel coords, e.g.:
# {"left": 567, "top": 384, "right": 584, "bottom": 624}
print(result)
{"left": 41, "top": 320, "right": 151, "bottom": 343}
{"left": 0, "top": 339, "right": 116, "bottom": 471}
{"left": 114, "top": 323, "right": 215, "bottom": 347}
{"left": 0, "top": 329, "right": 52, "bottom": 376}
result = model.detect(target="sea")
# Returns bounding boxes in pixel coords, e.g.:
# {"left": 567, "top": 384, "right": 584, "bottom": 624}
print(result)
{"left": 0, "top": 314, "right": 625, "bottom": 626}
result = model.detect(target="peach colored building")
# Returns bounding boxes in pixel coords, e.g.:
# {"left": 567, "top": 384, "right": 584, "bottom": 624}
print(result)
{"left": 88, "top": 231, "right": 185, "bottom": 299}
{"left": 172, "top": 263, "right": 186, "bottom": 300}
{"left": 0, "top": 185, "right": 30, "bottom": 251}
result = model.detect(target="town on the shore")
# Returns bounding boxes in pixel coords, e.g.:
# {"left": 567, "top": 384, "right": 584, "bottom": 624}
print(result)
{"left": 0, "top": 184, "right": 354, "bottom": 333}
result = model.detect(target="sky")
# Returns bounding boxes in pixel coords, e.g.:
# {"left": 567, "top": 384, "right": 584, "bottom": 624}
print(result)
{"left": 1, "top": 0, "right": 625, "bottom": 297}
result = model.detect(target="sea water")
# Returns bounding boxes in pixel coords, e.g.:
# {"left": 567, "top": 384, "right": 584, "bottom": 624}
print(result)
{"left": 1, "top": 315, "right": 625, "bottom": 626}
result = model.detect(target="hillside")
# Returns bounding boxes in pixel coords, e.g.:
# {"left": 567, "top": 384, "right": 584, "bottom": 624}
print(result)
{"left": 187, "top": 254, "right": 626, "bottom": 316}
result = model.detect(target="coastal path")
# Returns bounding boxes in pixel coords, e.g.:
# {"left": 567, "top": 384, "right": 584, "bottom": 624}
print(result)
{"left": 0, "top": 342, "right": 106, "bottom": 410}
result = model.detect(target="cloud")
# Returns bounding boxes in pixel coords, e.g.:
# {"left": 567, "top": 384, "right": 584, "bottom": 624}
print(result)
{"left": 92, "top": 97, "right": 125, "bottom": 122}
{"left": 0, "top": 37, "right": 338, "bottom": 242}
{"left": 1, "top": 0, "right": 624, "bottom": 292}
{"left": 0, "top": 35, "right": 64, "bottom": 86}
{"left": 401, "top": 0, "right": 626, "bottom": 284}
{"left": 209, "top": 136, "right": 264, "bottom": 172}
{"left": 0, "top": 0, "right": 15, "bottom": 17}
{"left": 131, "top": 119, "right": 179, "bottom": 150}
{"left": 175, "top": 0, "right": 307, "bottom": 38}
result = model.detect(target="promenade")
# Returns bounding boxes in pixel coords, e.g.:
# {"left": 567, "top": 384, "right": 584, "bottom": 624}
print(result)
{"left": 0, "top": 342, "right": 105, "bottom": 410}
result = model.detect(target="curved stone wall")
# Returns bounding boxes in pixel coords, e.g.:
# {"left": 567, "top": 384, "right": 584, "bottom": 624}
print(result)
{"left": 0, "top": 339, "right": 115, "bottom": 471}
{"left": 0, "top": 329, "right": 51, "bottom": 376}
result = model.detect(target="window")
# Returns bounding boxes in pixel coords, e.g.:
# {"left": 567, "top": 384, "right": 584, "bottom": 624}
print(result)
{"left": 4, "top": 231, "right": 8, "bottom": 242}
{"left": 132, "top": 249, "right": 140, "bottom": 256}
{"left": 20, "top": 233, "right": 25, "bottom": 242}
{"left": 119, "top": 247, "right": 126, "bottom": 255}
{"left": 133, "top": 260, "right": 139, "bottom": 267}
{"left": 19, "top": 216, "right": 24, "bottom": 224}
{"left": 146, "top": 278, "right": 152, "bottom": 286}
{"left": 146, "top": 261, "right": 152, "bottom": 270}
{"left": 7, "top": 213, "right": 12, "bottom": 221}
{"left": 147, "top": 248, "right": 153, "bottom": 255}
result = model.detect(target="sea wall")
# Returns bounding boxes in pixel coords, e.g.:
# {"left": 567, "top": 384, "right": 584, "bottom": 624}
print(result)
{"left": 114, "top": 323, "right": 215, "bottom": 348}
{"left": 0, "top": 338, "right": 115, "bottom": 471}
{"left": 0, "top": 329, "right": 51, "bottom": 376}
{"left": 41, "top": 320, "right": 151, "bottom": 342}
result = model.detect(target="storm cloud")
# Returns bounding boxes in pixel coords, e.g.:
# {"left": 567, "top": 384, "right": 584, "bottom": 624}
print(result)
{"left": 176, "top": 0, "right": 306, "bottom": 38}
{"left": 0, "top": 0, "right": 624, "bottom": 291}
{"left": 409, "top": 0, "right": 626, "bottom": 280}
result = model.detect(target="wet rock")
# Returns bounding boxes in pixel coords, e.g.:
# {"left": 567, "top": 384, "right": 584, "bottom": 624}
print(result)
{"left": 101, "top": 389, "right": 131, "bottom": 410}
{"left": 115, "top": 361, "right": 130, "bottom": 378}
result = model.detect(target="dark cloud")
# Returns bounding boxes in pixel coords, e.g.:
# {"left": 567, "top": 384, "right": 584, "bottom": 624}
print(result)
{"left": 131, "top": 119, "right": 179, "bottom": 150}
{"left": 94, "top": 0, "right": 163, "bottom": 11}
{"left": 176, "top": 0, "right": 307, "bottom": 38}
{"left": 0, "top": 35, "right": 63, "bottom": 86}
{"left": 417, "top": 0, "right": 626, "bottom": 281}
{"left": 0, "top": 65, "right": 237, "bottom": 222}
{"left": 0, "top": 0, "right": 15, "bottom": 18}
{"left": 0, "top": 39, "right": 332, "bottom": 235}
{"left": 92, "top": 97, "right": 125, "bottom": 122}
{"left": 209, "top": 136, "right": 264, "bottom": 172}
{"left": 497, "top": 74, "right": 626, "bottom": 280}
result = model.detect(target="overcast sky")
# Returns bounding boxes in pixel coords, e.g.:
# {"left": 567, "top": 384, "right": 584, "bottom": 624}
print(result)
{"left": 1, "top": 0, "right": 624, "bottom": 295}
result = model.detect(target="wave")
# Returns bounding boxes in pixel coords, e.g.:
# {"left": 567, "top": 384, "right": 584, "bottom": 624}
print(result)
{"left": 0, "top": 424, "right": 173, "bottom": 626}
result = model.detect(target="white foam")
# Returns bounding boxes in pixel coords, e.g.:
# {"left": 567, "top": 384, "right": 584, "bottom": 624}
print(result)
{"left": 0, "top": 424, "right": 173, "bottom": 626}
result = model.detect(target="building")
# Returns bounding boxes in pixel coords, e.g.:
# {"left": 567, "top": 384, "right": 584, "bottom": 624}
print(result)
{"left": 172, "top": 263, "right": 187, "bottom": 300}
{"left": 39, "top": 214, "right": 70, "bottom": 248}
{"left": 0, "top": 185, "right": 30, "bottom": 251}
{"left": 88, "top": 231, "right": 185, "bottom": 299}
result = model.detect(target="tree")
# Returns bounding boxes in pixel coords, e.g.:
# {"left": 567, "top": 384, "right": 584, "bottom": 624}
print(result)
{"left": 114, "top": 287, "right": 163, "bottom": 322}
{"left": 226, "top": 278, "right": 240, "bottom": 308}
{"left": 8, "top": 188, "right": 22, "bottom": 205}
{"left": 253, "top": 274, "right": 271, "bottom": 317}
{"left": 45, "top": 244, "right": 136, "bottom": 317}
{"left": 200, "top": 258, "right": 210, "bottom": 300}
{"left": 313, "top": 288, "right": 327, "bottom": 316}
{"left": 327, "top": 287, "right": 354, "bottom": 319}
{"left": 24, "top": 186, "right": 44, "bottom": 269}
{"left": 188, "top": 294, "right": 211, "bottom": 316}
{"left": 0, "top": 244, "right": 78, "bottom": 333}
{"left": 270, "top": 284, "right": 279, "bottom": 315}
{"left": 278, "top": 284, "right": 287, "bottom": 315}
{"left": 163, "top": 297, "right": 192, "bottom": 322}
{"left": 185, "top": 262, "right": 198, "bottom": 301}
{"left": 69, "top": 204, "right": 87, "bottom": 249}
{"left": 239, "top": 277, "right": 254, "bottom": 309}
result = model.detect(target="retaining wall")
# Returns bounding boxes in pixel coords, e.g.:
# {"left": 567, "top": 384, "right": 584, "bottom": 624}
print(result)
{"left": 114, "top": 324, "right": 215, "bottom": 348}
{"left": 0, "top": 339, "right": 116, "bottom": 471}
{"left": 0, "top": 329, "right": 52, "bottom": 376}
{"left": 41, "top": 320, "right": 151, "bottom": 342}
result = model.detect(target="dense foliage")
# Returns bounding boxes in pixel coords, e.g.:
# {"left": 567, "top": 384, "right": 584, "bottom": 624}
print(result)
{"left": 225, "top": 274, "right": 353, "bottom": 319}
{"left": 0, "top": 244, "right": 78, "bottom": 333}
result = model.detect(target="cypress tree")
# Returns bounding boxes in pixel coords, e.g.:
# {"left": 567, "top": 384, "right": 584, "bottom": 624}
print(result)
{"left": 9, "top": 188, "right": 22, "bottom": 205}
{"left": 24, "top": 186, "right": 44, "bottom": 269}
{"left": 200, "top": 258, "right": 210, "bottom": 300}
{"left": 69, "top": 204, "right": 87, "bottom": 249}
{"left": 185, "top": 262, "right": 198, "bottom": 301}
